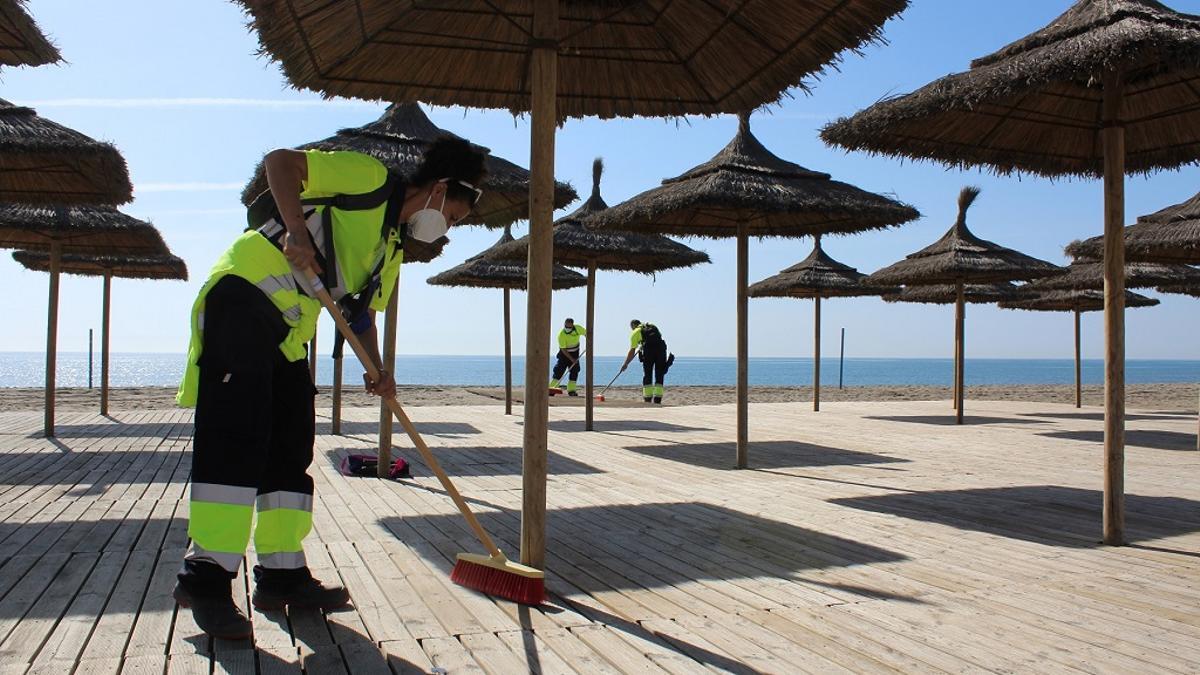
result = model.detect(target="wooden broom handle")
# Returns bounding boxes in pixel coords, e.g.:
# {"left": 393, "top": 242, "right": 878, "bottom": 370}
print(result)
{"left": 303, "top": 268, "right": 502, "bottom": 558}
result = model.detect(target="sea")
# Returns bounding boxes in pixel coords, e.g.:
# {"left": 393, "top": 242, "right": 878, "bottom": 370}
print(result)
{"left": 2, "top": 352, "right": 1199, "bottom": 389}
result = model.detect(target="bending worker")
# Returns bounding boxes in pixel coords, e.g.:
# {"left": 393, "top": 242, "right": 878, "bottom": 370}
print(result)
{"left": 174, "top": 137, "right": 487, "bottom": 639}
{"left": 620, "top": 319, "right": 674, "bottom": 404}
{"left": 550, "top": 317, "right": 587, "bottom": 396}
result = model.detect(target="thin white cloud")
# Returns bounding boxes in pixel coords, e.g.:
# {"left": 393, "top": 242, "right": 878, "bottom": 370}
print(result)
{"left": 19, "top": 97, "right": 385, "bottom": 109}
{"left": 135, "top": 182, "right": 244, "bottom": 193}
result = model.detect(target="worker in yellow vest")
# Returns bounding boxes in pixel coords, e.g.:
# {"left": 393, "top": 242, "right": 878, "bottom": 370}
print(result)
{"left": 174, "top": 138, "right": 487, "bottom": 639}
{"left": 549, "top": 318, "right": 587, "bottom": 396}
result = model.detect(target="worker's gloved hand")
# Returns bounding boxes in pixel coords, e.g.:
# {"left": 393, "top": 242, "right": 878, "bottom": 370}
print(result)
{"left": 284, "top": 231, "right": 321, "bottom": 274}
{"left": 619, "top": 364, "right": 627, "bottom": 373}
{"left": 364, "top": 370, "right": 396, "bottom": 399}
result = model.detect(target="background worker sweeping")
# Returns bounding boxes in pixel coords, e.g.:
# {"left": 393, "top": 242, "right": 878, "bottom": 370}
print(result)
{"left": 620, "top": 319, "right": 675, "bottom": 403}
{"left": 549, "top": 317, "right": 587, "bottom": 396}
{"left": 174, "top": 137, "right": 487, "bottom": 639}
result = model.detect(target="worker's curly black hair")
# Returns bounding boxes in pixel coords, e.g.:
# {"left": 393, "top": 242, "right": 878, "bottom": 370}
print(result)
{"left": 411, "top": 136, "right": 488, "bottom": 204}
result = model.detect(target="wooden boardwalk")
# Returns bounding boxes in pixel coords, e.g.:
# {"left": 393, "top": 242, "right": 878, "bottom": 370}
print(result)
{"left": 0, "top": 398, "right": 1197, "bottom": 674}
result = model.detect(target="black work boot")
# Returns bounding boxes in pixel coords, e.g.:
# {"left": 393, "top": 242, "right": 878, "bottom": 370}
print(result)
{"left": 653, "top": 397, "right": 663, "bottom": 404}
{"left": 252, "top": 566, "right": 350, "bottom": 611}
{"left": 567, "top": 390, "right": 579, "bottom": 397}
{"left": 643, "top": 396, "right": 653, "bottom": 403}
{"left": 174, "top": 583, "right": 252, "bottom": 640}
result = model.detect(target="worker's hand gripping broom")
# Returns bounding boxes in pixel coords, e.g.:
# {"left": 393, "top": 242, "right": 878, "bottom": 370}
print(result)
{"left": 302, "top": 268, "right": 544, "bottom": 604}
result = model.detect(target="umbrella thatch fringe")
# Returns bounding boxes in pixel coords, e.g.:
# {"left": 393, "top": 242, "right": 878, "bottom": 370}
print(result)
{"left": 12, "top": 250, "right": 188, "bottom": 281}
{"left": 484, "top": 157, "right": 710, "bottom": 274}
{"left": 883, "top": 282, "right": 1022, "bottom": 305}
{"left": 587, "top": 112, "right": 920, "bottom": 238}
{"left": 427, "top": 227, "right": 587, "bottom": 291}
{"left": 233, "top": 0, "right": 910, "bottom": 119}
{"left": 239, "top": 103, "right": 576, "bottom": 228}
{"left": 1067, "top": 189, "right": 1200, "bottom": 264}
{"left": 0, "top": 0, "right": 61, "bottom": 67}
{"left": 0, "top": 203, "right": 167, "bottom": 255}
{"left": 1000, "top": 287, "right": 1158, "bottom": 312}
{"left": 748, "top": 236, "right": 897, "bottom": 299}
{"left": 867, "top": 187, "right": 1062, "bottom": 285}
{"left": 0, "top": 99, "right": 133, "bottom": 206}
{"left": 820, "top": 0, "right": 1200, "bottom": 178}
{"left": 1026, "top": 257, "right": 1200, "bottom": 291}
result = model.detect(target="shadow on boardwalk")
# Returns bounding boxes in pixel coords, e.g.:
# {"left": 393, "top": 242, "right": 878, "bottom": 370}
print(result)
{"left": 1039, "top": 429, "right": 1198, "bottom": 451}
{"left": 624, "top": 440, "right": 907, "bottom": 470}
{"left": 831, "top": 485, "right": 1200, "bottom": 548}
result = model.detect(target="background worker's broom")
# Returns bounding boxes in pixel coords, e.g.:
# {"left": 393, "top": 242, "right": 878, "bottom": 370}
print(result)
{"left": 595, "top": 369, "right": 622, "bottom": 402}
{"left": 302, "top": 268, "right": 545, "bottom": 605}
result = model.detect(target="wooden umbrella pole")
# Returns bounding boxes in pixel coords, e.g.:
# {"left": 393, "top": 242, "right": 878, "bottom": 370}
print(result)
{"left": 378, "top": 277, "right": 399, "bottom": 477}
{"left": 331, "top": 343, "right": 343, "bottom": 435}
{"left": 585, "top": 260, "right": 596, "bottom": 430}
{"left": 44, "top": 240, "right": 61, "bottom": 438}
{"left": 1080, "top": 307, "right": 1089, "bottom": 408}
{"left": 955, "top": 281, "right": 965, "bottom": 425}
{"left": 736, "top": 222, "right": 749, "bottom": 468}
{"left": 100, "top": 270, "right": 112, "bottom": 416}
{"left": 813, "top": 295, "right": 821, "bottom": 412}
{"left": 1102, "top": 70, "right": 1126, "bottom": 546}
{"left": 520, "top": 0, "right": 558, "bottom": 570}
{"left": 503, "top": 288, "right": 512, "bottom": 416}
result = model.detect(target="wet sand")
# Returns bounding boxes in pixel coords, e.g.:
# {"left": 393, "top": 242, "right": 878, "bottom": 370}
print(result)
{"left": 3, "top": 383, "right": 1195, "bottom": 412}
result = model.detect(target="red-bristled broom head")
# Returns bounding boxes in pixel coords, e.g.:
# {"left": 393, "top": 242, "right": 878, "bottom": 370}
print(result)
{"left": 451, "top": 551, "right": 545, "bottom": 605}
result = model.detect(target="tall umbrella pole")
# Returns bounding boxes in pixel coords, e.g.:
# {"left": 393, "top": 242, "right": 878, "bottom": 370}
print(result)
{"left": 585, "top": 260, "right": 597, "bottom": 430}
{"left": 521, "top": 0, "right": 557, "bottom": 570}
{"left": 812, "top": 295, "right": 821, "bottom": 412}
{"left": 736, "top": 222, "right": 749, "bottom": 468}
{"left": 955, "top": 281, "right": 965, "bottom": 425}
{"left": 503, "top": 288, "right": 512, "bottom": 416}
{"left": 44, "top": 240, "right": 61, "bottom": 437}
{"left": 1102, "top": 71, "right": 1126, "bottom": 545}
{"left": 331, "top": 333, "right": 344, "bottom": 434}
{"left": 1080, "top": 307, "right": 1089, "bottom": 408}
{"left": 378, "top": 277, "right": 399, "bottom": 477}
{"left": 100, "top": 269, "right": 112, "bottom": 416}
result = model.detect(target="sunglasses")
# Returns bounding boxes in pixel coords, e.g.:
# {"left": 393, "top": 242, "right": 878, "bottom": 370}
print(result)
{"left": 442, "top": 178, "right": 484, "bottom": 207}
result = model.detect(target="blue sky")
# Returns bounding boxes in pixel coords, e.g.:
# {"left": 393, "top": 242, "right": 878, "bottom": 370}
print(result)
{"left": 3, "top": 0, "right": 1200, "bottom": 361}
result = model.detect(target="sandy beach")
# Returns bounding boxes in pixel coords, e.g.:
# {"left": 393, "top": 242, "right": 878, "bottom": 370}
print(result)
{"left": 4, "top": 382, "right": 1196, "bottom": 412}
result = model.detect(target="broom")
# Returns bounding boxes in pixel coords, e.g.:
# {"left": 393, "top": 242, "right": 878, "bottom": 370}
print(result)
{"left": 595, "top": 369, "right": 622, "bottom": 403}
{"left": 302, "top": 268, "right": 545, "bottom": 604}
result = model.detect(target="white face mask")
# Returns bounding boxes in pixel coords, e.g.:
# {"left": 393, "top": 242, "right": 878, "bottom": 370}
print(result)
{"left": 407, "top": 191, "right": 449, "bottom": 243}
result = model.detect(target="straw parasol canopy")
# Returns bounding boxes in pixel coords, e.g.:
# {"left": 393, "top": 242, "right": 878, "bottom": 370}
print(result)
{"left": 1023, "top": 255, "right": 1200, "bottom": 291}
{"left": 240, "top": 103, "right": 577, "bottom": 227}
{"left": 883, "top": 282, "right": 1023, "bottom": 305}
{"left": 867, "top": 188, "right": 1063, "bottom": 286}
{"left": 1000, "top": 288, "right": 1158, "bottom": 409}
{"left": 750, "top": 235, "right": 897, "bottom": 412}
{"left": 820, "top": 0, "right": 1200, "bottom": 544}
{"left": 11, "top": 251, "right": 188, "bottom": 416}
{"left": 234, "top": 1, "right": 910, "bottom": 120}
{"left": 0, "top": 203, "right": 168, "bottom": 255}
{"left": 236, "top": 0, "right": 912, "bottom": 572}
{"left": 0, "top": 0, "right": 60, "bottom": 68}
{"left": 11, "top": 251, "right": 187, "bottom": 280}
{"left": 1067, "top": 190, "right": 1200, "bottom": 264}
{"left": 485, "top": 157, "right": 709, "bottom": 428}
{"left": 427, "top": 229, "right": 587, "bottom": 291}
{"left": 1001, "top": 288, "right": 1158, "bottom": 312}
{"left": 0, "top": 99, "right": 133, "bottom": 206}
{"left": 588, "top": 111, "right": 919, "bottom": 468}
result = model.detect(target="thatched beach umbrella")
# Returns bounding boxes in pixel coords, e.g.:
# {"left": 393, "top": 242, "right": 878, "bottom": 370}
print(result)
{"left": 0, "top": 204, "right": 168, "bottom": 437}
{"left": 0, "top": 99, "right": 133, "bottom": 205}
{"left": 1069, "top": 189, "right": 1200, "bottom": 264}
{"left": 869, "top": 186, "right": 1062, "bottom": 423}
{"left": 485, "top": 158, "right": 710, "bottom": 430}
{"left": 821, "top": 0, "right": 1200, "bottom": 544}
{"left": 428, "top": 226, "right": 587, "bottom": 419}
{"left": 11, "top": 251, "right": 188, "bottom": 415}
{"left": 241, "top": 102, "right": 577, "bottom": 227}
{"left": 236, "top": 0, "right": 912, "bottom": 568}
{"left": 0, "top": 0, "right": 60, "bottom": 67}
{"left": 1000, "top": 288, "right": 1158, "bottom": 408}
{"left": 1024, "top": 255, "right": 1200, "bottom": 292}
{"left": 749, "top": 235, "right": 897, "bottom": 412}
{"left": 588, "top": 111, "right": 919, "bottom": 468}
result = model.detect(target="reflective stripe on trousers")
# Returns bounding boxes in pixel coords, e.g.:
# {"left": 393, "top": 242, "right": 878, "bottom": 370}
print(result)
{"left": 186, "top": 485, "right": 313, "bottom": 572}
